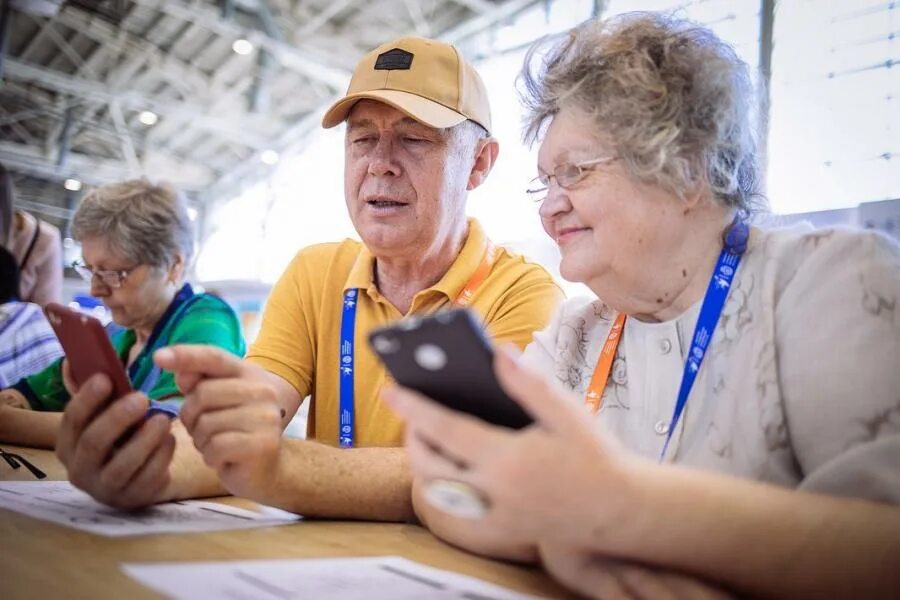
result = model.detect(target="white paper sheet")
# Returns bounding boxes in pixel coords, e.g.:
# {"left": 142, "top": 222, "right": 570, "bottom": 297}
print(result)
{"left": 123, "top": 556, "right": 542, "bottom": 599}
{"left": 0, "top": 480, "right": 299, "bottom": 536}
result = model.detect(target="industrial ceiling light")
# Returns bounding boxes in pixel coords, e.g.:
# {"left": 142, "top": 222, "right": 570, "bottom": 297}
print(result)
{"left": 232, "top": 39, "right": 254, "bottom": 55}
{"left": 138, "top": 110, "right": 158, "bottom": 126}
{"left": 260, "top": 149, "right": 279, "bottom": 165}
{"left": 63, "top": 178, "right": 82, "bottom": 191}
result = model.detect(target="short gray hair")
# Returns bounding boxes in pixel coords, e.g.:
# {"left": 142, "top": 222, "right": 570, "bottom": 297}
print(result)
{"left": 444, "top": 119, "right": 490, "bottom": 151}
{"left": 521, "top": 12, "right": 764, "bottom": 212}
{"left": 72, "top": 179, "right": 194, "bottom": 267}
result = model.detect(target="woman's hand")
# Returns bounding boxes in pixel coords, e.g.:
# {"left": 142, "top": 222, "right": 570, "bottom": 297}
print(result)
{"left": 539, "top": 542, "right": 734, "bottom": 600}
{"left": 385, "top": 344, "right": 642, "bottom": 552}
{"left": 57, "top": 372, "right": 176, "bottom": 509}
{"left": 0, "top": 388, "right": 29, "bottom": 409}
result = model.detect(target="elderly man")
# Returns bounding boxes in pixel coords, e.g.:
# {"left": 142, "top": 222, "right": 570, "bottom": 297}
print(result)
{"left": 56, "top": 37, "right": 563, "bottom": 520}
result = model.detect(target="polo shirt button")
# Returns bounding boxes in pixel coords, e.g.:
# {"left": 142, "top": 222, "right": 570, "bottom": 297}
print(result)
{"left": 659, "top": 339, "right": 672, "bottom": 354}
{"left": 654, "top": 420, "right": 670, "bottom": 435}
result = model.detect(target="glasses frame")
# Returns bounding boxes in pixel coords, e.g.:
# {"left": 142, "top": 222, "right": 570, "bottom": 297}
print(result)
{"left": 71, "top": 260, "right": 138, "bottom": 289}
{"left": 0, "top": 447, "right": 47, "bottom": 479}
{"left": 527, "top": 155, "right": 619, "bottom": 203}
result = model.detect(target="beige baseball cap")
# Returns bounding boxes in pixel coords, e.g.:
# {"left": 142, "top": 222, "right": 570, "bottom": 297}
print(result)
{"left": 321, "top": 36, "right": 492, "bottom": 134}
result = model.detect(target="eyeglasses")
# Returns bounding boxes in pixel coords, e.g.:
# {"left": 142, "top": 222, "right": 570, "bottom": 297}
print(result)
{"left": 71, "top": 260, "right": 138, "bottom": 289}
{"left": 526, "top": 155, "right": 619, "bottom": 203}
{"left": 0, "top": 447, "right": 47, "bottom": 479}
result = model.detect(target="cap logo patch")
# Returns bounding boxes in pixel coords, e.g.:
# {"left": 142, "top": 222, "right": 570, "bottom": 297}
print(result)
{"left": 374, "top": 48, "right": 414, "bottom": 70}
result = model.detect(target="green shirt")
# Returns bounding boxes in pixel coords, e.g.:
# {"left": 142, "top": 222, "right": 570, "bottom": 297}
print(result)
{"left": 17, "top": 284, "right": 246, "bottom": 412}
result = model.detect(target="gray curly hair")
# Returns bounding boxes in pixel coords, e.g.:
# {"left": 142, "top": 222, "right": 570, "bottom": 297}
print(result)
{"left": 521, "top": 12, "right": 764, "bottom": 212}
{"left": 72, "top": 179, "right": 194, "bottom": 268}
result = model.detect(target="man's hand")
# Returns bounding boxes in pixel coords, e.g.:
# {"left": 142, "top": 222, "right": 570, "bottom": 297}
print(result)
{"left": 153, "top": 345, "right": 284, "bottom": 501}
{"left": 56, "top": 371, "right": 175, "bottom": 509}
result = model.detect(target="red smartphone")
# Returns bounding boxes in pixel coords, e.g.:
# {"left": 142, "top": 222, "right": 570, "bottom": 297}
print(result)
{"left": 43, "top": 302, "right": 133, "bottom": 399}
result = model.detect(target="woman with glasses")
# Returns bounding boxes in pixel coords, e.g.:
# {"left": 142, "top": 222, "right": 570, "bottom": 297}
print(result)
{"left": 0, "top": 179, "right": 245, "bottom": 448}
{"left": 388, "top": 12, "right": 900, "bottom": 598}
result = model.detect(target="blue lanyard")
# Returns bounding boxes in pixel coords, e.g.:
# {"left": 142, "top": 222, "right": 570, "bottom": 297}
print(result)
{"left": 659, "top": 214, "right": 749, "bottom": 461}
{"left": 338, "top": 243, "right": 497, "bottom": 448}
{"left": 338, "top": 289, "right": 359, "bottom": 448}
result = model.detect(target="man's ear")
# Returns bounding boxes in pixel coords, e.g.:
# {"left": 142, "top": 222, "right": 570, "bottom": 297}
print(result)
{"left": 467, "top": 138, "right": 500, "bottom": 191}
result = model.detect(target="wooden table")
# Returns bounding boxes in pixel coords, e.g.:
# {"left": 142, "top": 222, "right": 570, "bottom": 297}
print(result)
{"left": 0, "top": 445, "right": 569, "bottom": 599}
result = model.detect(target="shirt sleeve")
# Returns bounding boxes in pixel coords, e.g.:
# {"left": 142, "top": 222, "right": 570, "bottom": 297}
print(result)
{"left": 18, "top": 356, "right": 68, "bottom": 412}
{"left": 483, "top": 261, "right": 565, "bottom": 351}
{"left": 521, "top": 300, "right": 564, "bottom": 377}
{"left": 146, "top": 298, "right": 247, "bottom": 406}
{"left": 245, "top": 250, "right": 318, "bottom": 399}
{"left": 776, "top": 230, "right": 900, "bottom": 503}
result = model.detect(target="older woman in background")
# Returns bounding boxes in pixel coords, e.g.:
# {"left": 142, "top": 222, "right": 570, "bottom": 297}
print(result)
{"left": 0, "top": 179, "right": 245, "bottom": 448}
{"left": 388, "top": 12, "right": 900, "bottom": 599}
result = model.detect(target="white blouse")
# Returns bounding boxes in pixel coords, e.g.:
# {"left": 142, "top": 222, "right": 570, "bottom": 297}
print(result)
{"left": 523, "top": 225, "right": 900, "bottom": 503}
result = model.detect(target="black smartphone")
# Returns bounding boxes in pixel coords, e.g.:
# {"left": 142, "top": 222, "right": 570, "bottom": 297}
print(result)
{"left": 368, "top": 309, "right": 533, "bottom": 429}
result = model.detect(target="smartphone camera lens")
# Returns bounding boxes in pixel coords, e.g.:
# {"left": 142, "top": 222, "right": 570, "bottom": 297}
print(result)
{"left": 414, "top": 344, "right": 448, "bottom": 371}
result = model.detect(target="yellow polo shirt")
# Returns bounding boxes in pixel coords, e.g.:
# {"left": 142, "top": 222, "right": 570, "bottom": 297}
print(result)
{"left": 246, "top": 219, "right": 564, "bottom": 447}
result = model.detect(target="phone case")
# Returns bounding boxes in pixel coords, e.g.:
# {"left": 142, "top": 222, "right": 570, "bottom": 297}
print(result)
{"left": 43, "top": 303, "right": 132, "bottom": 399}
{"left": 368, "top": 309, "right": 533, "bottom": 429}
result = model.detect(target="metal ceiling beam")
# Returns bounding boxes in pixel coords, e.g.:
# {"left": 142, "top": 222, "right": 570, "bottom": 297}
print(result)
{"left": 0, "top": 140, "right": 214, "bottom": 189}
{"left": 0, "top": 105, "right": 39, "bottom": 145}
{"left": 41, "top": 16, "right": 98, "bottom": 77}
{"left": 15, "top": 198, "right": 74, "bottom": 222}
{"left": 0, "top": 139, "right": 133, "bottom": 184}
{"left": 403, "top": 0, "right": 431, "bottom": 35}
{"left": 293, "top": 0, "right": 358, "bottom": 39}
{"left": 4, "top": 57, "right": 276, "bottom": 150}
{"left": 127, "top": 0, "right": 351, "bottom": 89}
{"left": 55, "top": 7, "right": 212, "bottom": 96}
{"left": 451, "top": 0, "right": 495, "bottom": 13}
{"left": 440, "top": 0, "right": 541, "bottom": 43}
{"left": 108, "top": 99, "right": 141, "bottom": 175}
{"left": 248, "top": 0, "right": 280, "bottom": 113}
{"left": 55, "top": 104, "right": 75, "bottom": 168}
{"left": 0, "top": 0, "right": 10, "bottom": 78}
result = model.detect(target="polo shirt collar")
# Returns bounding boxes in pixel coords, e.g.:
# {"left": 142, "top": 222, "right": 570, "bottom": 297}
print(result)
{"left": 342, "top": 218, "right": 490, "bottom": 303}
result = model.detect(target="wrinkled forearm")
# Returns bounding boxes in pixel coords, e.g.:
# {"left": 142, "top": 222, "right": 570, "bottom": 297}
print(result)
{"left": 594, "top": 463, "right": 900, "bottom": 599}
{"left": 162, "top": 423, "right": 226, "bottom": 501}
{"left": 0, "top": 406, "right": 60, "bottom": 449}
{"left": 258, "top": 441, "right": 415, "bottom": 521}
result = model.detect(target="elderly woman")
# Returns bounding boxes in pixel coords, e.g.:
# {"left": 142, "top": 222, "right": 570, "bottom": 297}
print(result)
{"left": 386, "top": 12, "right": 900, "bottom": 599}
{"left": 0, "top": 179, "right": 245, "bottom": 448}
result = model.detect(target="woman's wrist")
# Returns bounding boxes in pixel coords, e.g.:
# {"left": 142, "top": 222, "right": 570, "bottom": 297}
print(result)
{"left": 570, "top": 452, "right": 665, "bottom": 554}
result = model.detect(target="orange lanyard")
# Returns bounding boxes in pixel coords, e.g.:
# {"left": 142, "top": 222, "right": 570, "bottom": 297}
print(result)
{"left": 584, "top": 312, "right": 627, "bottom": 413}
{"left": 453, "top": 241, "right": 496, "bottom": 308}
